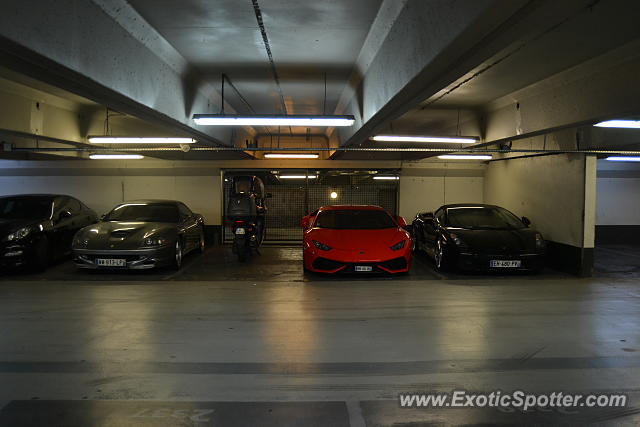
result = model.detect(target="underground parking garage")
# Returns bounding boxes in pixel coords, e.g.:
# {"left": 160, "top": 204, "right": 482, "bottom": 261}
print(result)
{"left": 0, "top": 0, "right": 640, "bottom": 425}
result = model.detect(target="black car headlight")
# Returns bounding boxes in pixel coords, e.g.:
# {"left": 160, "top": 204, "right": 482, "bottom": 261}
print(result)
{"left": 390, "top": 240, "right": 406, "bottom": 251}
{"left": 143, "top": 237, "right": 170, "bottom": 247}
{"left": 5, "top": 226, "right": 35, "bottom": 242}
{"left": 535, "top": 233, "right": 545, "bottom": 249}
{"left": 449, "top": 233, "right": 462, "bottom": 246}
{"left": 313, "top": 240, "right": 331, "bottom": 251}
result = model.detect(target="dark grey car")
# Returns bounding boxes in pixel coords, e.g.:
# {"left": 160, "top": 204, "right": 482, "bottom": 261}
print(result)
{"left": 73, "top": 200, "right": 205, "bottom": 270}
{"left": 1, "top": 194, "right": 98, "bottom": 271}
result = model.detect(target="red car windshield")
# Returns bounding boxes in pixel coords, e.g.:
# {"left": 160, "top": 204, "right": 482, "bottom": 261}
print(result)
{"left": 314, "top": 209, "right": 396, "bottom": 230}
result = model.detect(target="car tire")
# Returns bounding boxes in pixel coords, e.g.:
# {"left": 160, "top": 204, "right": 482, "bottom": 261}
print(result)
{"left": 198, "top": 227, "right": 206, "bottom": 254}
{"left": 31, "top": 236, "right": 50, "bottom": 272}
{"left": 172, "top": 239, "right": 183, "bottom": 270}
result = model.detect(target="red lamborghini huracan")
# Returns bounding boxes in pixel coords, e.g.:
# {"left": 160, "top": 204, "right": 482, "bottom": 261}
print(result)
{"left": 301, "top": 205, "right": 412, "bottom": 274}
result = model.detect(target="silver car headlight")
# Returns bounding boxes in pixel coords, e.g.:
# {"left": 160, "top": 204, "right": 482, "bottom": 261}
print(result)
{"left": 143, "top": 237, "right": 170, "bottom": 247}
{"left": 73, "top": 234, "right": 90, "bottom": 248}
{"left": 6, "top": 226, "right": 34, "bottom": 242}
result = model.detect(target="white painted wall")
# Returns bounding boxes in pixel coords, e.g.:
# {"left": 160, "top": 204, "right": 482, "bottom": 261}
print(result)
{"left": 0, "top": 175, "right": 222, "bottom": 225}
{"left": 399, "top": 175, "right": 484, "bottom": 221}
{"left": 484, "top": 154, "right": 589, "bottom": 247}
{"left": 596, "top": 178, "right": 640, "bottom": 225}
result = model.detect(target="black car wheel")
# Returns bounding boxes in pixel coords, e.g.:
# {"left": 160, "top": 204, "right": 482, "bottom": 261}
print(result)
{"left": 31, "top": 236, "right": 50, "bottom": 272}
{"left": 173, "top": 239, "right": 183, "bottom": 270}
{"left": 198, "top": 227, "right": 206, "bottom": 253}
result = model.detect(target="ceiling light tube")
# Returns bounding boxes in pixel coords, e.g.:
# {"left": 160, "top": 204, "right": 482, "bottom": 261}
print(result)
{"left": 89, "top": 154, "right": 144, "bottom": 160}
{"left": 606, "top": 156, "right": 640, "bottom": 162}
{"left": 193, "top": 114, "right": 355, "bottom": 127}
{"left": 371, "top": 135, "right": 478, "bottom": 144}
{"left": 594, "top": 120, "right": 640, "bottom": 129}
{"left": 438, "top": 154, "right": 492, "bottom": 160}
{"left": 264, "top": 153, "right": 319, "bottom": 159}
{"left": 88, "top": 137, "right": 195, "bottom": 144}
{"left": 373, "top": 176, "right": 399, "bottom": 180}
{"left": 278, "top": 175, "right": 317, "bottom": 179}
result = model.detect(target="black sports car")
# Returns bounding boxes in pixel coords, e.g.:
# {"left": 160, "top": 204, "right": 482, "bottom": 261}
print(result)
{"left": 73, "top": 200, "right": 205, "bottom": 270}
{"left": 0, "top": 194, "right": 98, "bottom": 271}
{"left": 412, "top": 204, "right": 546, "bottom": 272}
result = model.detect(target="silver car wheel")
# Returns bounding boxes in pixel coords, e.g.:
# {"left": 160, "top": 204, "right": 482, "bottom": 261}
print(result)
{"left": 175, "top": 240, "right": 183, "bottom": 267}
{"left": 435, "top": 240, "right": 443, "bottom": 269}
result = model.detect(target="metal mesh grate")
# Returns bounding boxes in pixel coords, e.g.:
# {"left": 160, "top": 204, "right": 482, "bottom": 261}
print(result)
{"left": 223, "top": 172, "right": 398, "bottom": 242}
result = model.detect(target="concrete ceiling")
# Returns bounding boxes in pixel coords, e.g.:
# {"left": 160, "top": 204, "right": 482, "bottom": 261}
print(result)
{"left": 392, "top": 0, "right": 640, "bottom": 138}
{"left": 128, "top": 0, "right": 382, "bottom": 119}
{"left": 0, "top": 0, "right": 640, "bottom": 161}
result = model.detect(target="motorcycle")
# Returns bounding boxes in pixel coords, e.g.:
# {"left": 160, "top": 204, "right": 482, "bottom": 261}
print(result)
{"left": 226, "top": 175, "right": 268, "bottom": 262}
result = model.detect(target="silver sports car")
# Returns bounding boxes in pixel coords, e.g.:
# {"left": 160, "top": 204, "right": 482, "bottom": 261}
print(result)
{"left": 72, "top": 200, "right": 205, "bottom": 270}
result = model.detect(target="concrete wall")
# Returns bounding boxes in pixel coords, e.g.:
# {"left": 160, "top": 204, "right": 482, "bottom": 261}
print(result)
{"left": 0, "top": 174, "right": 222, "bottom": 225}
{"left": 484, "top": 154, "right": 587, "bottom": 247}
{"left": 399, "top": 161, "right": 485, "bottom": 221}
{"left": 399, "top": 175, "right": 484, "bottom": 221}
{"left": 594, "top": 159, "right": 640, "bottom": 244}
{"left": 484, "top": 151, "right": 595, "bottom": 275}
{"left": 596, "top": 159, "right": 640, "bottom": 225}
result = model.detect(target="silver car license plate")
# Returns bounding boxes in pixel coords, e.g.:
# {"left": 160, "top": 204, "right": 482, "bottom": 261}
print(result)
{"left": 96, "top": 258, "right": 126, "bottom": 267}
{"left": 490, "top": 260, "right": 522, "bottom": 268}
{"left": 355, "top": 266, "right": 373, "bottom": 272}
{"left": 235, "top": 228, "right": 246, "bottom": 235}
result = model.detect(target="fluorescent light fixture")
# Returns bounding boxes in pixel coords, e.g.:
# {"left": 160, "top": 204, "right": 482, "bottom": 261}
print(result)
{"left": 594, "top": 120, "right": 640, "bottom": 129}
{"left": 373, "top": 176, "right": 399, "bottom": 180}
{"left": 372, "top": 135, "right": 478, "bottom": 144}
{"left": 438, "top": 154, "right": 492, "bottom": 160}
{"left": 264, "top": 153, "right": 319, "bottom": 159}
{"left": 277, "top": 175, "right": 317, "bottom": 179}
{"left": 606, "top": 156, "right": 640, "bottom": 162}
{"left": 89, "top": 154, "right": 144, "bottom": 160}
{"left": 88, "top": 136, "right": 195, "bottom": 144}
{"left": 193, "top": 114, "right": 355, "bottom": 127}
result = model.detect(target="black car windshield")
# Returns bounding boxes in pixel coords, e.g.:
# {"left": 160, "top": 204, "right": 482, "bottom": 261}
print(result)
{"left": 0, "top": 197, "right": 53, "bottom": 220}
{"left": 104, "top": 203, "right": 179, "bottom": 223}
{"left": 314, "top": 209, "right": 396, "bottom": 230}
{"left": 446, "top": 207, "right": 525, "bottom": 230}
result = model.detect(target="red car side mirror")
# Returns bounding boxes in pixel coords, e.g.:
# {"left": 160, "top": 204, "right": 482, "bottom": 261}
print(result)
{"left": 300, "top": 217, "right": 310, "bottom": 229}
{"left": 396, "top": 216, "right": 407, "bottom": 228}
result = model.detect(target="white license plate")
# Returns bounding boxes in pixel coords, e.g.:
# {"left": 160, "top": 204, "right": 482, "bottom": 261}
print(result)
{"left": 235, "top": 228, "right": 246, "bottom": 235}
{"left": 355, "top": 266, "right": 373, "bottom": 272}
{"left": 96, "top": 258, "right": 126, "bottom": 267}
{"left": 490, "top": 260, "right": 522, "bottom": 268}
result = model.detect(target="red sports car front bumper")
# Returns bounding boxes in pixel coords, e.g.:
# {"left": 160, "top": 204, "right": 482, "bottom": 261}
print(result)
{"left": 303, "top": 241, "right": 411, "bottom": 274}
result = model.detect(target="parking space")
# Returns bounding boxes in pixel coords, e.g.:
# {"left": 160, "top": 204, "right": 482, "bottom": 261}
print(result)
{"left": 0, "top": 245, "right": 572, "bottom": 283}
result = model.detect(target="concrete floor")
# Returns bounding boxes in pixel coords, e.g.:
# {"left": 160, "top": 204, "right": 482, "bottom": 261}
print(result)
{"left": 595, "top": 244, "right": 640, "bottom": 278}
{"left": 0, "top": 246, "right": 638, "bottom": 426}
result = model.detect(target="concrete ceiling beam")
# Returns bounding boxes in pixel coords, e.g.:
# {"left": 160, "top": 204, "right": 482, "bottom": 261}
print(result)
{"left": 481, "top": 39, "right": 640, "bottom": 146}
{"left": 0, "top": 0, "right": 237, "bottom": 147}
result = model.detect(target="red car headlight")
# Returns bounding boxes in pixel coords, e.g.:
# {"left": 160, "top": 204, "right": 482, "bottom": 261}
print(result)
{"left": 390, "top": 240, "right": 406, "bottom": 251}
{"left": 313, "top": 240, "right": 332, "bottom": 251}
